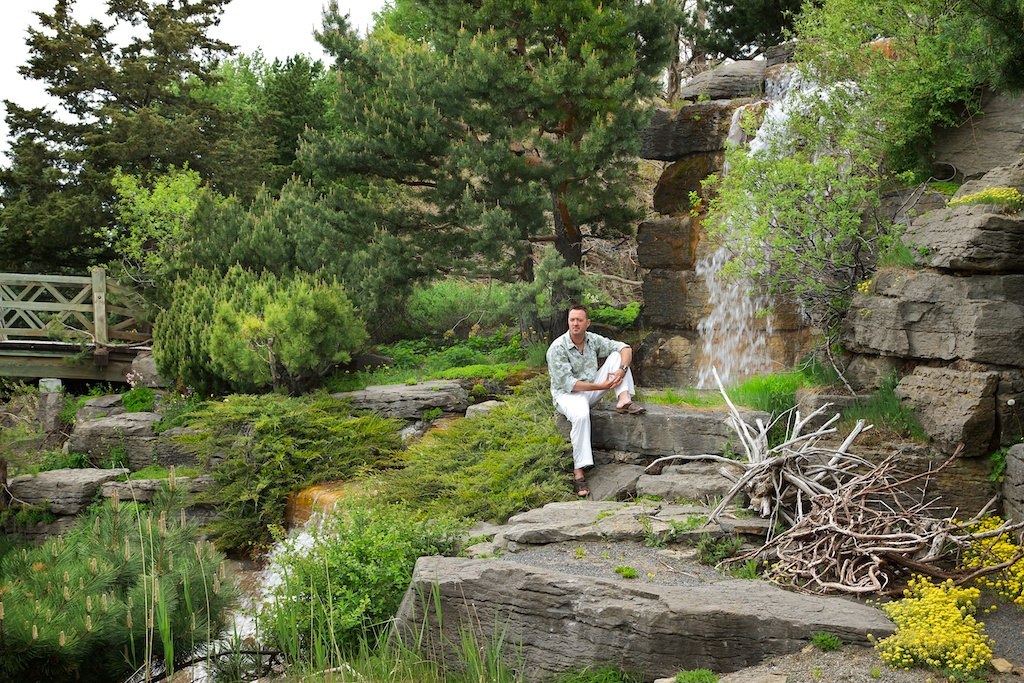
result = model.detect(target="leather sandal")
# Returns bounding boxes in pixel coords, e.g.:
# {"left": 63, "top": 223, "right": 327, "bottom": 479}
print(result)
{"left": 573, "top": 475, "right": 590, "bottom": 497}
{"left": 615, "top": 401, "right": 646, "bottom": 415}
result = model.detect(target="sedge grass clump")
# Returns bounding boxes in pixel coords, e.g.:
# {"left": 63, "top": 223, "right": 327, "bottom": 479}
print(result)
{"left": 875, "top": 575, "right": 992, "bottom": 680}
{"left": 959, "top": 514, "right": 1024, "bottom": 605}
{"left": 262, "top": 502, "right": 463, "bottom": 662}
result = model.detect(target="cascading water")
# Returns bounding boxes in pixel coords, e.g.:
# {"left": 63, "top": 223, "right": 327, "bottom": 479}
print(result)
{"left": 694, "top": 65, "right": 804, "bottom": 388}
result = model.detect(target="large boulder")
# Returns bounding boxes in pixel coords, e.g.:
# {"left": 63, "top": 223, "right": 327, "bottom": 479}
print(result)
{"left": 641, "top": 100, "right": 753, "bottom": 161}
{"left": 1002, "top": 443, "right": 1024, "bottom": 523}
{"left": 333, "top": 380, "right": 470, "bottom": 420}
{"left": 76, "top": 394, "right": 126, "bottom": 422}
{"left": 842, "top": 269, "right": 1024, "bottom": 366}
{"left": 635, "top": 460, "right": 744, "bottom": 502}
{"left": 895, "top": 366, "right": 999, "bottom": 457}
{"left": 563, "top": 404, "right": 771, "bottom": 458}
{"left": 932, "top": 92, "right": 1024, "bottom": 181}
{"left": 394, "top": 556, "right": 894, "bottom": 683}
{"left": 904, "top": 206, "right": 1024, "bottom": 273}
{"left": 67, "top": 412, "right": 162, "bottom": 469}
{"left": 637, "top": 216, "right": 699, "bottom": 270}
{"left": 652, "top": 152, "right": 724, "bottom": 215}
{"left": 8, "top": 467, "right": 129, "bottom": 515}
{"left": 641, "top": 269, "right": 709, "bottom": 329}
{"left": 635, "top": 331, "right": 699, "bottom": 388}
{"left": 678, "top": 60, "right": 767, "bottom": 101}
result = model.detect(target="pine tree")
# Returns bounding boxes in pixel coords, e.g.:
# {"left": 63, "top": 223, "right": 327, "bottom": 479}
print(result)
{"left": 0, "top": 0, "right": 274, "bottom": 273}
{"left": 305, "top": 0, "right": 676, "bottom": 288}
{"left": 681, "top": 0, "right": 800, "bottom": 60}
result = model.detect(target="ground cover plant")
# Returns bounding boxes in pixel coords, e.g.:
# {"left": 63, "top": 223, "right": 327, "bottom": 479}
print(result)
{"left": 0, "top": 484, "right": 234, "bottom": 682}
{"left": 177, "top": 393, "right": 404, "bottom": 554}
{"left": 369, "top": 376, "right": 571, "bottom": 523}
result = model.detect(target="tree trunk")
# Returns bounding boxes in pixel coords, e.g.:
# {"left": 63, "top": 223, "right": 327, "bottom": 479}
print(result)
{"left": 549, "top": 188, "right": 583, "bottom": 340}
{"left": 667, "top": 22, "right": 682, "bottom": 102}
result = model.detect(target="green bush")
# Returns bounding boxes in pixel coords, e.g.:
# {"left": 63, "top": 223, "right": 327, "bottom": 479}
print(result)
{"left": 182, "top": 393, "right": 404, "bottom": 554}
{"left": 675, "top": 670, "right": 718, "bottom": 683}
{"left": 120, "top": 386, "right": 156, "bottom": 412}
{"left": 549, "top": 665, "right": 643, "bottom": 682}
{"left": 263, "top": 503, "right": 462, "bottom": 658}
{"left": 156, "top": 266, "right": 367, "bottom": 394}
{"left": 695, "top": 533, "right": 745, "bottom": 566}
{"left": 588, "top": 302, "right": 641, "bottom": 329}
{"left": 0, "top": 485, "right": 234, "bottom": 682}
{"left": 403, "top": 278, "right": 517, "bottom": 337}
{"left": 372, "top": 376, "right": 571, "bottom": 522}
{"left": 840, "top": 372, "right": 927, "bottom": 441}
{"left": 811, "top": 631, "right": 844, "bottom": 651}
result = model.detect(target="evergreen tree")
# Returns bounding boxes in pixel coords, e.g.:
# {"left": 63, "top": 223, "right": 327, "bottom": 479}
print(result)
{"left": 305, "top": 0, "right": 676, "bottom": 289}
{"left": 0, "top": 0, "right": 273, "bottom": 273}
{"left": 681, "top": 0, "right": 800, "bottom": 60}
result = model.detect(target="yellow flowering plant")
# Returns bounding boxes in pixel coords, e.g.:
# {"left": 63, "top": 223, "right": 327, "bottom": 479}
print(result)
{"left": 875, "top": 576, "right": 992, "bottom": 680}
{"left": 959, "top": 514, "right": 1024, "bottom": 605}
{"left": 948, "top": 187, "right": 1024, "bottom": 212}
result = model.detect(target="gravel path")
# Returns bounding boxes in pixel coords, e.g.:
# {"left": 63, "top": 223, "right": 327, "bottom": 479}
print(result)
{"left": 496, "top": 540, "right": 1024, "bottom": 682}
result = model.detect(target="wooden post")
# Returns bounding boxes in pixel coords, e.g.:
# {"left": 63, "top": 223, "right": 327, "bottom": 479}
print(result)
{"left": 91, "top": 267, "right": 108, "bottom": 346}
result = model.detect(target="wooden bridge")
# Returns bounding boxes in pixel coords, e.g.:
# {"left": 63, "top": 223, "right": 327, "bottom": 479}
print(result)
{"left": 0, "top": 269, "right": 151, "bottom": 383}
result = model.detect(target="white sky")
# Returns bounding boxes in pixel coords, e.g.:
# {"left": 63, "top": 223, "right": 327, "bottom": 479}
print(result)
{"left": 0, "top": 0, "right": 387, "bottom": 159}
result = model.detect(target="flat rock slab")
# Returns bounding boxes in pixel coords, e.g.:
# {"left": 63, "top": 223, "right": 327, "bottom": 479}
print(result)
{"left": 558, "top": 403, "right": 770, "bottom": 457}
{"left": 395, "top": 556, "right": 894, "bottom": 683}
{"left": 332, "top": 380, "right": 469, "bottom": 419}
{"left": 9, "top": 467, "right": 129, "bottom": 514}
{"left": 904, "top": 206, "right": 1024, "bottom": 273}
{"left": 584, "top": 463, "right": 645, "bottom": 501}
{"left": 636, "top": 460, "right": 745, "bottom": 503}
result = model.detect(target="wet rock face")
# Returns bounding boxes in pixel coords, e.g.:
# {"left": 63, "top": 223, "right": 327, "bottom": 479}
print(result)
{"left": 640, "top": 99, "right": 753, "bottom": 161}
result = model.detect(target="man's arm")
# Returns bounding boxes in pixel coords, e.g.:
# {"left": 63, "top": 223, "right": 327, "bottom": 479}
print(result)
{"left": 571, "top": 342, "right": 632, "bottom": 393}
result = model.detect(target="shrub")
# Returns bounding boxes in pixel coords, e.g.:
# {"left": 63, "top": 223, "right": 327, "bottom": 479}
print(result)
{"left": 959, "top": 514, "right": 1024, "bottom": 604}
{"left": 182, "top": 393, "right": 404, "bottom": 554}
{"left": 403, "top": 278, "right": 517, "bottom": 337}
{"left": 588, "top": 302, "right": 641, "bottom": 329}
{"left": 262, "top": 503, "right": 462, "bottom": 658}
{"left": 948, "top": 187, "right": 1024, "bottom": 212}
{"left": 614, "top": 565, "right": 639, "bottom": 579}
{"left": 875, "top": 576, "right": 992, "bottom": 680}
{"left": 0, "top": 485, "right": 233, "bottom": 682}
{"left": 811, "top": 631, "right": 843, "bottom": 651}
{"left": 549, "top": 665, "right": 643, "bottom": 682}
{"left": 372, "top": 376, "right": 571, "bottom": 522}
{"left": 675, "top": 670, "right": 718, "bottom": 683}
{"left": 695, "top": 533, "right": 745, "bottom": 566}
{"left": 120, "top": 386, "right": 156, "bottom": 412}
{"left": 840, "top": 372, "right": 927, "bottom": 441}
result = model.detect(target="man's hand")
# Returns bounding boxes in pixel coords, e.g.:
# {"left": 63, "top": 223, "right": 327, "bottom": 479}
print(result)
{"left": 602, "top": 368, "right": 626, "bottom": 391}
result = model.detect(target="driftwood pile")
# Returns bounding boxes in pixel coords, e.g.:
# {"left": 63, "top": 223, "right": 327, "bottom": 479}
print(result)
{"left": 645, "top": 369, "right": 1024, "bottom": 596}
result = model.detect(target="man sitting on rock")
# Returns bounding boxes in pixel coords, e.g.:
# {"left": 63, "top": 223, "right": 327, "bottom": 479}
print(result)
{"left": 546, "top": 304, "right": 645, "bottom": 498}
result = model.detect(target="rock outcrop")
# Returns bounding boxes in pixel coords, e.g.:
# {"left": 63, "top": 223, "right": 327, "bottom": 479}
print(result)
{"left": 395, "top": 555, "right": 893, "bottom": 682}
{"left": 841, "top": 161, "right": 1024, "bottom": 462}
{"left": 8, "top": 467, "right": 129, "bottom": 515}
{"left": 332, "top": 380, "right": 470, "bottom": 419}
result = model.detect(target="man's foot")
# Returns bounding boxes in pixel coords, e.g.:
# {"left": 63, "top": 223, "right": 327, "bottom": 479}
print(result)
{"left": 573, "top": 474, "right": 590, "bottom": 497}
{"left": 615, "top": 401, "right": 646, "bottom": 415}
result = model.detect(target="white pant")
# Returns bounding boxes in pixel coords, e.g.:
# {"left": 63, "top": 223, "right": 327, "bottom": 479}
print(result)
{"left": 554, "top": 351, "right": 635, "bottom": 470}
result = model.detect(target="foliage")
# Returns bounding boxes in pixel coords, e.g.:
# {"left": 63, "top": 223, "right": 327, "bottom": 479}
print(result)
{"left": 208, "top": 271, "right": 367, "bottom": 393}
{"left": 120, "top": 386, "right": 157, "bottom": 413}
{"left": 948, "top": 187, "right": 1024, "bottom": 212}
{"left": 811, "top": 631, "right": 844, "bottom": 652}
{"left": 839, "top": 373, "right": 927, "bottom": 441}
{"left": 0, "top": 0, "right": 272, "bottom": 273}
{"left": 729, "top": 559, "right": 762, "bottom": 580}
{"left": 126, "top": 464, "right": 202, "bottom": 480}
{"left": 876, "top": 240, "right": 919, "bottom": 269}
{"left": 681, "top": 0, "right": 799, "bottom": 60}
{"left": 0, "top": 485, "right": 234, "bottom": 682}
{"left": 181, "top": 393, "right": 404, "bottom": 554}
{"left": 588, "top": 302, "right": 642, "bottom": 329}
{"left": 875, "top": 576, "right": 992, "bottom": 680}
{"left": 263, "top": 503, "right": 462, "bottom": 658}
{"left": 794, "top": 0, "right": 992, "bottom": 172}
{"left": 959, "top": 515, "right": 1024, "bottom": 605}
{"left": 403, "top": 279, "right": 518, "bottom": 338}
{"left": 154, "top": 389, "right": 208, "bottom": 434}
{"left": 305, "top": 0, "right": 676, "bottom": 321}
{"left": 695, "top": 533, "right": 745, "bottom": 566}
{"left": 614, "top": 565, "right": 639, "bottom": 579}
{"left": 371, "top": 377, "right": 571, "bottom": 523}
{"left": 155, "top": 266, "right": 367, "bottom": 394}
{"left": 109, "top": 165, "right": 208, "bottom": 300}
{"left": 702, "top": 130, "right": 884, "bottom": 366}
{"left": 675, "top": 670, "right": 719, "bottom": 683}
{"left": 727, "top": 371, "right": 808, "bottom": 419}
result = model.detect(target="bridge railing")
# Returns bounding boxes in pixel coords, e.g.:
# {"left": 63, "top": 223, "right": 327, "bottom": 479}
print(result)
{"left": 0, "top": 268, "right": 151, "bottom": 345}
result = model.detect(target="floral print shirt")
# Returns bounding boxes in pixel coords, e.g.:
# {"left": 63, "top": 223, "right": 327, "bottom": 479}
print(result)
{"left": 546, "top": 330, "right": 626, "bottom": 402}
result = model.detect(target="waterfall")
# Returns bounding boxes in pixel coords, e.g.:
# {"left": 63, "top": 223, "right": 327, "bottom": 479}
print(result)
{"left": 694, "top": 65, "right": 802, "bottom": 389}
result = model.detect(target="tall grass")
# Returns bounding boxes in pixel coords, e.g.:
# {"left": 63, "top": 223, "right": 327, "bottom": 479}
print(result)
{"left": 840, "top": 372, "right": 927, "bottom": 440}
